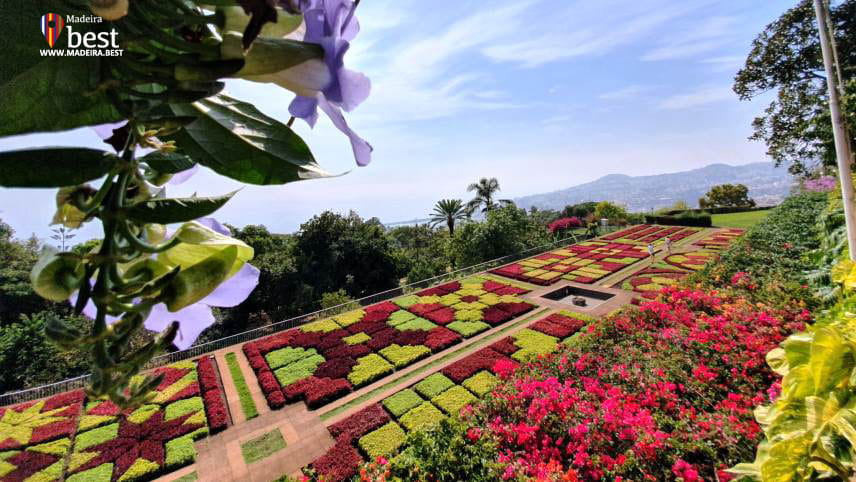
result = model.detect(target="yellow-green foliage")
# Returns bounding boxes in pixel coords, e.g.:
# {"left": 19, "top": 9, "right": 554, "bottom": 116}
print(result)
{"left": 512, "top": 329, "right": 559, "bottom": 361}
{"left": 300, "top": 318, "right": 341, "bottom": 333}
{"left": 431, "top": 386, "right": 476, "bottom": 416}
{"left": 274, "top": 354, "right": 325, "bottom": 387}
{"left": 265, "top": 347, "right": 318, "bottom": 370}
{"left": 164, "top": 397, "right": 204, "bottom": 422}
{"left": 416, "top": 295, "right": 442, "bottom": 305}
{"left": 380, "top": 344, "right": 431, "bottom": 368}
{"left": 413, "top": 373, "right": 454, "bottom": 399}
{"left": 393, "top": 295, "right": 421, "bottom": 309}
{"left": 66, "top": 463, "right": 113, "bottom": 482}
{"left": 74, "top": 423, "right": 119, "bottom": 452}
{"left": 225, "top": 352, "right": 258, "bottom": 420}
{"left": 347, "top": 354, "right": 394, "bottom": 387}
{"left": 165, "top": 427, "right": 208, "bottom": 468}
{"left": 118, "top": 458, "right": 159, "bottom": 481}
{"left": 558, "top": 310, "right": 596, "bottom": 323}
{"left": 343, "top": 332, "right": 371, "bottom": 345}
{"left": 395, "top": 317, "right": 436, "bottom": 332}
{"left": 439, "top": 294, "right": 461, "bottom": 306}
{"left": 462, "top": 371, "right": 498, "bottom": 397}
{"left": 334, "top": 310, "right": 365, "bottom": 327}
{"left": 383, "top": 389, "right": 424, "bottom": 418}
{"left": 447, "top": 321, "right": 489, "bottom": 337}
{"left": 358, "top": 422, "right": 406, "bottom": 459}
{"left": 399, "top": 402, "right": 444, "bottom": 432}
{"left": 454, "top": 309, "right": 483, "bottom": 322}
{"left": 387, "top": 310, "right": 416, "bottom": 326}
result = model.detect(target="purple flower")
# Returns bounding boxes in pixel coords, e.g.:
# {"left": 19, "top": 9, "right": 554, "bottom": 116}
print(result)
{"left": 804, "top": 176, "right": 836, "bottom": 193}
{"left": 71, "top": 218, "right": 260, "bottom": 350}
{"left": 289, "top": 0, "right": 372, "bottom": 166}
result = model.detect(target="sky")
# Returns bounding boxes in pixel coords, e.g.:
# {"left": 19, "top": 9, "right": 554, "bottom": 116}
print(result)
{"left": 0, "top": 0, "right": 796, "bottom": 242}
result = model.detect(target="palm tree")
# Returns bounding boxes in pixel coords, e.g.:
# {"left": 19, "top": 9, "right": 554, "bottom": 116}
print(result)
{"left": 430, "top": 199, "right": 468, "bottom": 236}
{"left": 467, "top": 177, "right": 502, "bottom": 213}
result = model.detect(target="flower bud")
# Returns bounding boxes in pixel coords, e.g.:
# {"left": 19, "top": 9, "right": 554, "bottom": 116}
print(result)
{"left": 31, "top": 248, "right": 83, "bottom": 302}
{"left": 90, "top": 0, "right": 129, "bottom": 21}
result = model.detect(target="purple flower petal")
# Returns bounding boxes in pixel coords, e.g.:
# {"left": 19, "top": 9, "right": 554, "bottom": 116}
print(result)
{"left": 200, "top": 263, "right": 260, "bottom": 308}
{"left": 289, "top": 96, "right": 320, "bottom": 127}
{"left": 145, "top": 303, "right": 215, "bottom": 350}
{"left": 91, "top": 122, "right": 127, "bottom": 140}
{"left": 318, "top": 96, "right": 373, "bottom": 166}
{"left": 168, "top": 165, "right": 199, "bottom": 185}
{"left": 337, "top": 67, "right": 370, "bottom": 112}
{"left": 197, "top": 217, "right": 231, "bottom": 235}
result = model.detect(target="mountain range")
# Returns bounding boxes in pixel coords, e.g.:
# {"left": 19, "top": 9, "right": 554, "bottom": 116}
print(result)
{"left": 514, "top": 162, "right": 794, "bottom": 212}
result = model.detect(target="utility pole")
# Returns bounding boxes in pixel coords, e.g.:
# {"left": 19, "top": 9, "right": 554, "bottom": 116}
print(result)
{"left": 813, "top": 0, "right": 856, "bottom": 260}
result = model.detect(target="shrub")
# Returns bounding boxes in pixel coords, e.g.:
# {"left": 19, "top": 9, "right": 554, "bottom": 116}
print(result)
{"left": 365, "top": 301, "right": 399, "bottom": 314}
{"left": 305, "top": 378, "right": 352, "bottom": 409}
{"left": 432, "top": 385, "right": 477, "bottom": 416}
{"left": 266, "top": 390, "right": 286, "bottom": 409}
{"left": 488, "top": 337, "right": 518, "bottom": 356}
{"left": 392, "top": 329, "right": 429, "bottom": 347}
{"left": 195, "top": 357, "right": 219, "bottom": 393}
{"left": 310, "top": 440, "right": 362, "bottom": 482}
{"left": 482, "top": 307, "right": 513, "bottom": 326}
{"left": 454, "top": 309, "right": 484, "bottom": 323}
{"left": 423, "top": 307, "right": 456, "bottom": 325}
{"left": 399, "top": 402, "right": 445, "bottom": 432}
{"left": 409, "top": 303, "right": 444, "bottom": 317}
{"left": 314, "top": 358, "right": 357, "bottom": 379}
{"left": 164, "top": 397, "right": 204, "bottom": 422}
{"left": 395, "top": 317, "right": 437, "bottom": 332}
{"left": 300, "top": 318, "right": 342, "bottom": 333}
{"left": 424, "top": 327, "right": 461, "bottom": 352}
{"left": 347, "top": 354, "right": 394, "bottom": 387}
{"left": 257, "top": 371, "right": 280, "bottom": 394}
{"left": 329, "top": 404, "right": 391, "bottom": 443}
{"left": 414, "top": 373, "right": 455, "bottom": 399}
{"left": 265, "top": 347, "right": 318, "bottom": 371}
{"left": 334, "top": 310, "right": 366, "bottom": 328}
{"left": 447, "top": 321, "right": 490, "bottom": 337}
{"left": 443, "top": 348, "right": 513, "bottom": 383}
{"left": 511, "top": 329, "right": 558, "bottom": 361}
{"left": 202, "top": 390, "right": 229, "bottom": 433}
{"left": 274, "top": 354, "right": 325, "bottom": 387}
{"left": 383, "top": 389, "right": 424, "bottom": 418}
{"left": 358, "top": 422, "right": 407, "bottom": 459}
{"left": 462, "top": 371, "right": 498, "bottom": 397}
{"left": 387, "top": 310, "right": 417, "bottom": 326}
{"left": 342, "top": 332, "right": 370, "bottom": 345}
{"left": 393, "top": 295, "right": 420, "bottom": 309}
{"left": 323, "top": 343, "right": 371, "bottom": 361}
{"left": 379, "top": 344, "right": 431, "bottom": 368}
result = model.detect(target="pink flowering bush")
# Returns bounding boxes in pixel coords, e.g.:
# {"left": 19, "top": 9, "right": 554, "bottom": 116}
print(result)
{"left": 451, "top": 287, "right": 808, "bottom": 480}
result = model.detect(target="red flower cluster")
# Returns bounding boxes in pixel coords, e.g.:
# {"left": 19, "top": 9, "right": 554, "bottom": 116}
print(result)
{"left": 197, "top": 357, "right": 228, "bottom": 433}
{"left": 466, "top": 287, "right": 806, "bottom": 480}
{"left": 529, "top": 313, "right": 586, "bottom": 338}
{"left": 314, "top": 404, "right": 393, "bottom": 481}
{"left": 548, "top": 217, "right": 582, "bottom": 233}
{"left": 443, "top": 347, "right": 517, "bottom": 383}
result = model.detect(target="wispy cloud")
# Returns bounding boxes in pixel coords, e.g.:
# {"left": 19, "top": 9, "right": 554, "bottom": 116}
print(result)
{"left": 641, "top": 16, "right": 737, "bottom": 61}
{"left": 599, "top": 85, "right": 652, "bottom": 101}
{"left": 657, "top": 85, "right": 735, "bottom": 110}
{"left": 700, "top": 55, "right": 746, "bottom": 73}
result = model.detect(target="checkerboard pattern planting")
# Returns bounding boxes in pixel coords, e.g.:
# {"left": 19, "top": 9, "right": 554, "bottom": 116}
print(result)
{"left": 243, "top": 277, "right": 535, "bottom": 411}
{"left": 621, "top": 266, "right": 690, "bottom": 299}
{"left": 693, "top": 228, "right": 745, "bottom": 250}
{"left": 309, "top": 310, "right": 595, "bottom": 481}
{"left": 600, "top": 224, "right": 701, "bottom": 244}
{"left": 664, "top": 250, "right": 718, "bottom": 271}
{"left": 490, "top": 240, "right": 649, "bottom": 285}
{"left": 0, "top": 359, "right": 225, "bottom": 482}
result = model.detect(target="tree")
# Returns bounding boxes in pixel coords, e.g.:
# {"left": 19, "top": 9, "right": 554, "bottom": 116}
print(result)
{"left": 698, "top": 184, "right": 757, "bottom": 209}
{"left": 734, "top": 0, "right": 856, "bottom": 174}
{"left": 0, "top": 219, "right": 52, "bottom": 325}
{"left": 562, "top": 201, "right": 599, "bottom": 219}
{"left": 429, "top": 199, "right": 468, "bottom": 236}
{"left": 593, "top": 201, "right": 629, "bottom": 223}
{"left": 467, "top": 178, "right": 511, "bottom": 213}
{"left": 451, "top": 205, "right": 550, "bottom": 267}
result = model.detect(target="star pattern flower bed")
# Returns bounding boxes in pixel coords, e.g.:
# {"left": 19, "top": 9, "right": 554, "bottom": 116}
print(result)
{"left": 693, "top": 228, "right": 745, "bottom": 251}
{"left": 0, "top": 358, "right": 226, "bottom": 482}
{"left": 490, "top": 240, "right": 649, "bottom": 285}
{"left": 600, "top": 224, "right": 701, "bottom": 244}
{"left": 243, "top": 277, "right": 535, "bottom": 410}
{"left": 308, "top": 310, "right": 595, "bottom": 481}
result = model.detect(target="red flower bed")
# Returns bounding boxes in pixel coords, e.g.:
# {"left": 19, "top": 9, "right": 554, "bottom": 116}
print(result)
{"left": 0, "top": 390, "right": 84, "bottom": 449}
{"left": 203, "top": 390, "right": 229, "bottom": 432}
{"left": 442, "top": 347, "right": 515, "bottom": 383}
{"left": 315, "top": 357, "right": 358, "bottom": 379}
{"left": 328, "top": 403, "right": 391, "bottom": 443}
{"left": 482, "top": 307, "right": 513, "bottom": 326}
{"left": 495, "top": 302, "right": 533, "bottom": 317}
{"left": 416, "top": 286, "right": 447, "bottom": 296}
{"left": 324, "top": 343, "right": 371, "bottom": 360}
{"left": 408, "top": 303, "right": 444, "bottom": 317}
{"left": 423, "top": 306, "right": 455, "bottom": 325}
{"left": 361, "top": 311, "right": 391, "bottom": 323}
{"left": 462, "top": 287, "right": 808, "bottom": 480}
{"left": 489, "top": 337, "right": 519, "bottom": 356}
{"left": 311, "top": 440, "right": 364, "bottom": 482}
{"left": 345, "top": 319, "right": 387, "bottom": 335}
{"left": 305, "top": 378, "right": 352, "bottom": 409}
{"left": 529, "top": 313, "right": 587, "bottom": 338}
{"left": 424, "top": 327, "right": 461, "bottom": 352}
{"left": 365, "top": 301, "right": 400, "bottom": 314}
{"left": 393, "top": 329, "right": 429, "bottom": 346}
{"left": 196, "top": 357, "right": 219, "bottom": 392}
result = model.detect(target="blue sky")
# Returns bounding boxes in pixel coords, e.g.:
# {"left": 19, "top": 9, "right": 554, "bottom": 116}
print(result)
{"left": 0, "top": 0, "right": 794, "bottom": 241}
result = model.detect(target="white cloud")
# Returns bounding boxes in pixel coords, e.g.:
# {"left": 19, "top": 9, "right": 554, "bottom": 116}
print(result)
{"left": 599, "top": 85, "right": 652, "bottom": 101}
{"left": 657, "top": 85, "right": 735, "bottom": 110}
{"left": 700, "top": 55, "right": 746, "bottom": 72}
{"left": 641, "top": 16, "right": 737, "bottom": 61}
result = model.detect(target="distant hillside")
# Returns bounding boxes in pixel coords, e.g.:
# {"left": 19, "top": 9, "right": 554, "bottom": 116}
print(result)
{"left": 514, "top": 163, "right": 794, "bottom": 212}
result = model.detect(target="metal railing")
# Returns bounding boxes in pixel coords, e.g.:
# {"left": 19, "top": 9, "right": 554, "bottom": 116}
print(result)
{"left": 0, "top": 228, "right": 613, "bottom": 406}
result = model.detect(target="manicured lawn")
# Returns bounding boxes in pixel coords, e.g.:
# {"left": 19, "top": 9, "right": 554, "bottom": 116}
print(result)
{"left": 225, "top": 352, "right": 259, "bottom": 420}
{"left": 712, "top": 209, "right": 771, "bottom": 229}
{"left": 241, "top": 429, "right": 287, "bottom": 464}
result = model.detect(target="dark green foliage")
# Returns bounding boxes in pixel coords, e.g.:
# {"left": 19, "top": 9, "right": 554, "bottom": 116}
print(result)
{"left": 0, "top": 221, "right": 50, "bottom": 323}
{"left": 451, "top": 205, "right": 551, "bottom": 267}
{"left": 698, "top": 184, "right": 756, "bottom": 209}
{"left": 562, "top": 201, "right": 599, "bottom": 219}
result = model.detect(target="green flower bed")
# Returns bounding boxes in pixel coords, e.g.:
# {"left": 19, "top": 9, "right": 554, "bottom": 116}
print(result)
{"left": 334, "top": 310, "right": 366, "bottom": 327}
{"left": 387, "top": 310, "right": 417, "bottom": 326}
{"left": 343, "top": 332, "right": 371, "bottom": 345}
{"left": 399, "top": 402, "right": 445, "bottom": 432}
{"left": 454, "top": 309, "right": 484, "bottom": 322}
{"left": 447, "top": 321, "right": 489, "bottom": 337}
{"left": 393, "top": 295, "right": 420, "bottom": 309}
{"left": 379, "top": 344, "right": 431, "bottom": 368}
{"left": 395, "top": 317, "right": 437, "bottom": 332}
{"left": 358, "top": 422, "right": 406, "bottom": 459}
{"left": 300, "top": 318, "right": 342, "bottom": 333}
{"left": 225, "top": 352, "right": 259, "bottom": 420}
{"left": 74, "top": 423, "right": 119, "bottom": 452}
{"left": 274, "top": 354, "right": 325, "bottom": 387}
{"left": 462, "top": 371, "right": 498, "bottom": 397}
{"left": 383, "top": 389, "right": 424, "bottom": 418}
{"left": 512, "top": 329, "right": 559, "bottom": 361}
{"left": 348, "top": 354, "right": 395, "bottom": 387}
{"left": 413, "top": 373, "right": 455, "bottom": 399}
{"left": 431, "top": 386, "right": 476, "bottom": 416}
{"left": 164, "top": 397, "right": 204, "bottom": 422}
{"left": 265, "top": 347, "right": 319, "bottom": 371}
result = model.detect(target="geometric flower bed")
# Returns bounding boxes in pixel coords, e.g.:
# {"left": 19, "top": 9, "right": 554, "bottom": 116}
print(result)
{"left": 0, "top": 358, "right": 225, "bottom": 482}
{"left": 621, "top": 265, "right": 689, "bottom": 299}
{"left": 490, "top": 240, "right": 649, "bottom": 286}
{"left": 663, "top": 250, "right": 718, "bottom": 271}
{"left": 243, "top": 277, "right": 535, "bottom": 411}
{"left": 307, "top": 310, "right": 595, "bottom": 481}
{"left": 693, "top": 228, "right": 745, "bottom": 251}
{"left": 600, "top": 224, "right": 701, "bottom": 244}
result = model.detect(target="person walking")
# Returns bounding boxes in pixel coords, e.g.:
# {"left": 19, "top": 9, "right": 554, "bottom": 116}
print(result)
{"left": 664, "top": 236, "right": 672, "bottom": 255}
{"left": 647, "top": 243, "right": 655, "bottom": 265}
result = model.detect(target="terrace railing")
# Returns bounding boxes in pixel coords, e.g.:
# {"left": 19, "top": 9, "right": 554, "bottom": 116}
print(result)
{"left": 0, "top": 227, "right": 615, "bottom": 406}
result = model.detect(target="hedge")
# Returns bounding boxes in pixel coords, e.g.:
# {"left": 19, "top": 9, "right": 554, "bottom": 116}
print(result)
{"left": 347, "top": 354, "right": 394, "bottom": 387}
{"left": 379, "top": 344, "right": 431, "bottom": 368}
{"left": 512, "top": 329, "right": 559, "bottom": 361}
{"left": 399, "top": 402, "right": 445, "bottom": 432}
{"left": 431, "top": 386, "right": 477, "bottom": 416}
{"left": 383, "top": 389, "right": 424, "bottom": 418}
{"left": 265, "top": 347, "right": 318, "bottom": 371}
{"left": 358, "top": 422, "right": 407, "bottom": 459}
{"left": 395, "top": 317, "right": 437, "bottom": 332}
{"left": 300, "top": 318, "right": 342, "bottom": 333}
{"left": 274, "top": 354, "right": 325, "bottom": 387}
{"left": 343, "top": 332, "right": 370, "bottom": 345}
{"left": 413, "top": 373, "right": 455, "bottom": 399}
{"left": 462, "top": 371, "right": 498, "bottom": 397}
{"left": 447, "top": 321, "right": 490, "bottom": 337}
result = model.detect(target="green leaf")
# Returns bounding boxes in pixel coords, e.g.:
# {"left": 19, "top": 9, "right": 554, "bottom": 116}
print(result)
{"left": 161, "top": 94, "right": 334, "bottom": 185}
{"left": 162, "top": 245, "right": 238, "bottom": 311}
{"left": 810, "top": 327, "right": 853, "bottom": 394}
{"left": 126, "top": 191, "right": 236, "bottom": 224}
{"left": 0, "top": 1, "right": 123, "bottom": 136}
{"left": 760, "top": 434, "right": 812, "bottom": 482}
{"left": 159, "top": 221, "right": 254, "bottom": 278}
{"left": 0, "top": 148, "right": 114, "bottom": 187}
{"left": 140, "top": 152, "right": 196, "bottom": 174}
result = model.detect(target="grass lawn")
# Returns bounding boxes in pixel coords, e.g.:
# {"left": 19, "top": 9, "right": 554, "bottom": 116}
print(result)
{"left": 712, "top": 209, "right": 771, "bottom": 229}
{"left": 241, "top": 429, "right": 287, "bottom": 464}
